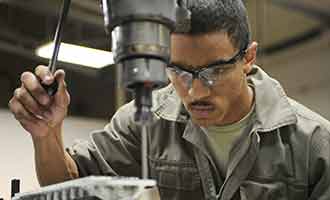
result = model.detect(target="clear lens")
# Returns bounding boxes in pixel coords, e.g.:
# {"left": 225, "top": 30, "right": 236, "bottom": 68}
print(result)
{"left": 200, "top": 68, "right": 219, "bottom": 82}
{"left": 166, "top": 63, "right": 235, "bottom": 88}
{"left": 200, "top": 64, "right": 235, "bottom": 85}
{"left": 180, "top": 72, "right": 193, "bottom": 85}
{"left": 166, "top": 67, "right": 193, "bottom": 87}
{"left": 199, "top": 67, "right": 220, "bottom": 85}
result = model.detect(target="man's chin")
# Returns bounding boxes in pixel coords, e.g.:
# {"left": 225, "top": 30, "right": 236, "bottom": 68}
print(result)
{"left": 190, "top": 112, "right": 225, "bottom": 127}
{"left": 191, "top": 117, "right": 216, "bottom": 127}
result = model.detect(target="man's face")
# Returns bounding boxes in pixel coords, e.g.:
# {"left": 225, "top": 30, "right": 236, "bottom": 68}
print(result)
{"left": 169, "top": 31, "right": 254, "bottom": 127}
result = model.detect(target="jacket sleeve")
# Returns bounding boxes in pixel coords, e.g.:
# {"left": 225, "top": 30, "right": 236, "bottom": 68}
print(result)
{"left": 307, "top": 125, "right": 330, "bottom": 199}
{"left": 67, "top": 101, "right": 142, "bottom": 178}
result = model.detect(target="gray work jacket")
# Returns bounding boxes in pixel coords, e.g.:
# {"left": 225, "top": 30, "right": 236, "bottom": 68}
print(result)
{"left": 68, "top": 66, "right": 330, "bottom": 200}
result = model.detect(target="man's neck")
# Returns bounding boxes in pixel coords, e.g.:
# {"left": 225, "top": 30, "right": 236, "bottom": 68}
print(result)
{"left": 219, "top": 84, "right": 255, "bottom": 126}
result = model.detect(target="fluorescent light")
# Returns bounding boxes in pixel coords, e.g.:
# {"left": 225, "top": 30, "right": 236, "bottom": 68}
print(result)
{"left": 35, "top": 42, "right": 114, "bottom": 68}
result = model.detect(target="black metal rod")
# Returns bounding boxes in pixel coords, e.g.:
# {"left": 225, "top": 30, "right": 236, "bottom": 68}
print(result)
{"left": 48, "top": 0, "right": 71, "bottom": 74}
{"left": 42, "top": 0, "right": 71, "bottom": 96}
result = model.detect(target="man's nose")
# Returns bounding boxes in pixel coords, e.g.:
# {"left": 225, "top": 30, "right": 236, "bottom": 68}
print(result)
{"left": 188, "top": 78, "right": 211, "bottom": 100}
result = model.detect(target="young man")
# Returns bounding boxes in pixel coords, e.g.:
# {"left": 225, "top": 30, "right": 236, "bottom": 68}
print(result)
{"left": 9, "top": 0, "right": 330, "bottom": 199}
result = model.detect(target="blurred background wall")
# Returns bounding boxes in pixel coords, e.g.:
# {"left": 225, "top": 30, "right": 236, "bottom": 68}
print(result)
{"left": 0, "top": 0, "right": 329, "bottom": 199}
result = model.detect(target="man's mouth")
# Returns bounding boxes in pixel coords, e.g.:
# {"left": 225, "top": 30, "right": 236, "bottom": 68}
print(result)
{"left": 189, "top": 101, "right": 215, "bottom": 118}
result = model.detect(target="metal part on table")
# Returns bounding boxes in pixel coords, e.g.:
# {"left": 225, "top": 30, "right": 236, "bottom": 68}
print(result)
{"left": 12, "top": 176, "right": 160, "bottom": 200}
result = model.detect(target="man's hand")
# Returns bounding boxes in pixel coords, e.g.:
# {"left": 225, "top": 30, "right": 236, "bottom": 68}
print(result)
{"left": 9, "top": 65, "right": 70, "bottom": 138}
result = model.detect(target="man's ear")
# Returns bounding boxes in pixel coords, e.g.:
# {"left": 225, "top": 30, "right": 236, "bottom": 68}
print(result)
{"left": 243, "top": 41, "right": 258, "bottom": 74}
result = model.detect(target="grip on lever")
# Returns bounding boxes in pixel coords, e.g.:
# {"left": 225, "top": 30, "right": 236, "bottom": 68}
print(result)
{"left": 42, "top": 80, "right": 59, "bottom": 96}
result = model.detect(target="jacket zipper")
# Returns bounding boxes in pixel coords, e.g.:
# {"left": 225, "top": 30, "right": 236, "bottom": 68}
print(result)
{"left": 217, "top": 130, "right": 261, "bottom": 200}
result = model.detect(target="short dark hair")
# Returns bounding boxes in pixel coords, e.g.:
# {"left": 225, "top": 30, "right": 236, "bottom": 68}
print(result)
{"left": 175, "top": 0, "right": 251, "bottom": 50}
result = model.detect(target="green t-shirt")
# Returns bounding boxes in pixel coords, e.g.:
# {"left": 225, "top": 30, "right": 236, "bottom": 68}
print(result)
{"left": 207, "top": 103, "right": 255, "bottom": 163}
{"left": 205, "top": 97, "right": 256, "bottom": 183}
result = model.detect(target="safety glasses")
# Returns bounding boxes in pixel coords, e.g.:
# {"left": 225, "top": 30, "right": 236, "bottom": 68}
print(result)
{"left": 166, "top": 48, "right": 247, "bottom": 88}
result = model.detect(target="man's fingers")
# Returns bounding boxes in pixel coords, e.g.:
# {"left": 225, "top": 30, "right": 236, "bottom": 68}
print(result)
{"left": 20, "top": 71, "right": 50, "bottom": 106}
{"left": 9, "top": 97, "right": 38, "bottom": 121}
{"left": 35, "top": 65, "right": 54, "bottom": 85}
{"left": 9, "top": 90, "right": 55, "bottom": 137}
{"left": 14, "top": 86, "right": 49, "bottom": 119}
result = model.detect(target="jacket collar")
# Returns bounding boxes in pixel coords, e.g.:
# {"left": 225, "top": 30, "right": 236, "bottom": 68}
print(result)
{"left": 153, "top": 65, "right": 297, "bottom": 132}
{"left": 152, "top": 84, "right": 189, "bottom": 123}
{"left": 248, "top": 66, "right": 297, "bottom": 132}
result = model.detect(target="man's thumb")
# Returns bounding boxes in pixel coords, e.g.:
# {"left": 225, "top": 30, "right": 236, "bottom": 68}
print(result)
{"left": 53, "top": 69, "right": 70, "bottom": 106}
